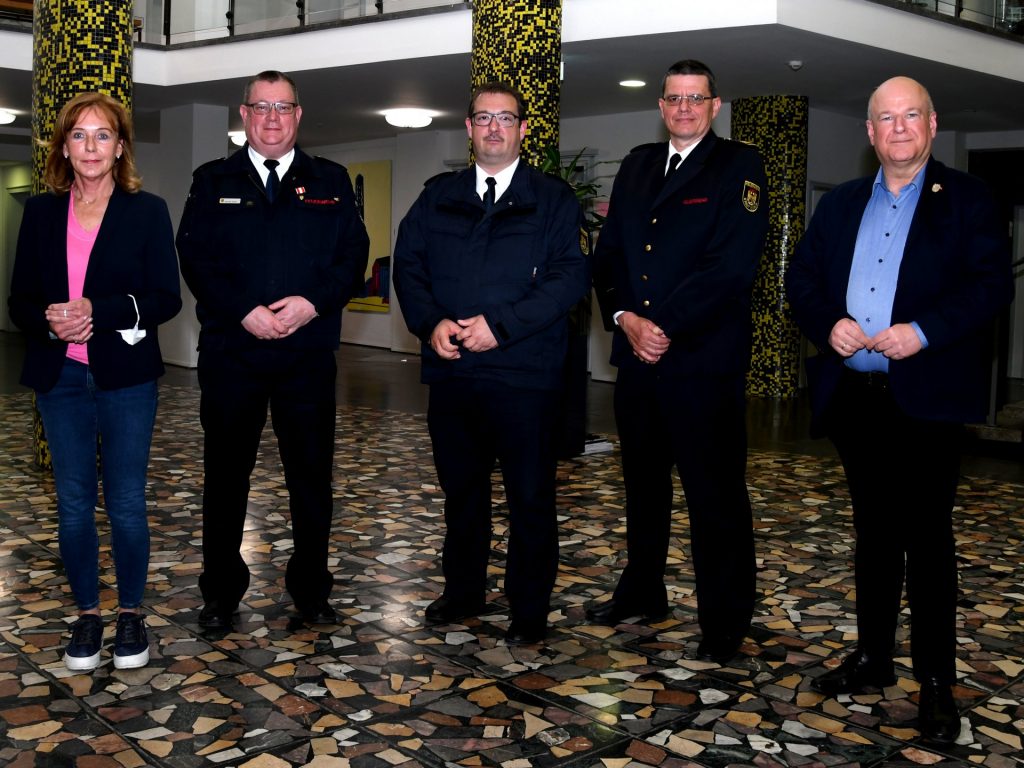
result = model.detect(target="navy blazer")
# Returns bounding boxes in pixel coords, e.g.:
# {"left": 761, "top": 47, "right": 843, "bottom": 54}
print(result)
{"left": 594, "top": 131, "right": 769, "bottom": 377}
{"left": 8, "top": 187, "right": 182, "bottom": 392}
{"left": 786, "top": 158, "right": 1013, "bottom": 430}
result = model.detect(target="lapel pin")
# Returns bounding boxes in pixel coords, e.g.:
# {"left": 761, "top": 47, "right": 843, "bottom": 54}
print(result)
{"left": 931, "top": 183, "right": 943, "bottom": 193}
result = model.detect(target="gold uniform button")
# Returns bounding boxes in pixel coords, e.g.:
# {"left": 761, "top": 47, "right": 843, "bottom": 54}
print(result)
{"left": 644, "top": 244, "right": 652, "bottom": 252}
{"left": 642, "top": 300, "right": 651, "bottom": 307}
{"left": 641, "top": 274, "right": 649, "bottom": 281}
{"left": 651, "top": 217, "right": 657, "bottom": 224}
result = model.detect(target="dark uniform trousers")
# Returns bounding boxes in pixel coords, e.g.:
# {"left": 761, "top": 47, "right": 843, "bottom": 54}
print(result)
{"left": 427, "top": 378, "right": 559, "bottom": 625}
{"left": 197, "top": 346, "right": 337, "bottom": 613}
{"left": 612, "top": 366, "right": 756, "bottom": 640}
{"left": 824, "top": 370, "right": 961, "bottom": 684}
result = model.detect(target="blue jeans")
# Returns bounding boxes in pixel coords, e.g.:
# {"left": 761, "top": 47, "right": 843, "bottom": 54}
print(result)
{"left": 35, "top": 360, "right": 157, "bottom": 611}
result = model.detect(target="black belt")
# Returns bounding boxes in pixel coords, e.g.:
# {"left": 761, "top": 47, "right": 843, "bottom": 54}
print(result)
{"left": 843, "top": 368, "right": 889, "bottom": 390}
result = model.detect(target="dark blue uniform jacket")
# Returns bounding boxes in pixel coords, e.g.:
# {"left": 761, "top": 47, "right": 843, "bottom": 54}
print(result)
{"left": 176, "top": 145, "right": 369, "bottom": 353}
{"left": 393, "top": 161, "right": 590, "bottom": 391}
{"left": 594, "top": 131, "right": 769, "bottom": 377}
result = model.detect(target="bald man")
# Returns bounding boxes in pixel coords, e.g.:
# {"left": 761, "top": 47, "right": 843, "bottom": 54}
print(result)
{"left": 787, "top": 76, "right": 1012, "bottom": 744}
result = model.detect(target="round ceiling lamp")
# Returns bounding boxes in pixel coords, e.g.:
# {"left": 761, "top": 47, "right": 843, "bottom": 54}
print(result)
{"left": 383, "top": 108, "right": 435, "bottom": 128}
{"left": 0, "top": 109, "right": 16, "bottom": 125}
{"left": 228, "top": 130, "right": 246, "bottom": 146}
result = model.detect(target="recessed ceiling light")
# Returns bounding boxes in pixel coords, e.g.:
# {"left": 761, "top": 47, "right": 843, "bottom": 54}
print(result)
{"left": 228, "top": 130, "right": 246, "bottom": 146}
{"left": 0, "top": 109, "right": 16, "bottom": 125}
{"left": 383, "top": 108, "right": 435, "bottom": 128}
{"left": 619, "top": 80, "right": 646, "bottom": 88}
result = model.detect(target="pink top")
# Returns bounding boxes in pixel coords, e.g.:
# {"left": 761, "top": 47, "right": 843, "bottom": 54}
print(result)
{"left": 65, "top": 193, "right": 99, "bottom": 365}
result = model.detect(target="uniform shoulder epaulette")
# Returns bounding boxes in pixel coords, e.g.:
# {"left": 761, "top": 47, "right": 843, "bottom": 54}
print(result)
{"left": 541, "top": 169, "right": 575, "bottom": 190}
{"left": 312, "top": 155, "right": 345, "bottom": 172}
{"left": 424, "top": 170, "right": 458, "bottom": 187}
{"left": 192, "top": 157, "right": 226, "bottom": 176}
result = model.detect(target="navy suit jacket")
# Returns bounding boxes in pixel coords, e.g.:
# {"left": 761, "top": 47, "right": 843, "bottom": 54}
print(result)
{"left": 9, "top": 187, "right": 182, "bottom": 392}
{"left": 594, "top": 131, "right": 769, "bottom": 377}
{"left": 786, "top": 157, "right": 1013, "bottom": 431}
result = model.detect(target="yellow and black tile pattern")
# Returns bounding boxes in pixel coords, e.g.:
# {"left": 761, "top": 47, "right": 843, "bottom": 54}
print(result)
{"left": 470, "top": 0, "right": 562, "bottom": 167}
{"left": 31, "top": 0, "right": 134, "bottom": 195}
{"left": 732, "top": 95, "right": 808, "bottom": 398}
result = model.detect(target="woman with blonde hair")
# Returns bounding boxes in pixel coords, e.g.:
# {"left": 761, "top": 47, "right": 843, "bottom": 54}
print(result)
{"left": 9, "top": 92, "right": 181, "bottom": 671}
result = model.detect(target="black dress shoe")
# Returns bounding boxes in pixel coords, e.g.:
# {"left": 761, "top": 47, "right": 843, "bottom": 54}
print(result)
{"left": 504, "top": 618, "right": 547, "bottom": 646}
{"left": 198, "top": 602, "right": 234, "bottom": 629}
{"left": 811, "top": 649, "right": 896, "bottom": 696}
{"left": 424, "top": 596, "right": 486, "bottom": 625}
{"left": 585, "top": 598, "right": 668, "bottom": 626}
{"left": 696, "top": 635, "right": 743, "bottom": 664}
{"left": 918, "top": 679, "right": 959, "bottom": 745}
{"left": 299, "top": 601, "right": 337, "bottom": 625}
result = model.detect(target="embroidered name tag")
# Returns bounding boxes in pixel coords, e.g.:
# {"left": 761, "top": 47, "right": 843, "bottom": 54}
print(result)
{"left": 218, "top": 197, "right": 242, "bottom": 205}
{"left": 299, "top": 197, "right": 340, "bottom": 206}
{"left": 683, "top": 197, "right": 709, "bottom": 205}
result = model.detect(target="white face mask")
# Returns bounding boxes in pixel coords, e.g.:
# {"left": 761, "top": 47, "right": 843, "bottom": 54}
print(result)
{"left": 117, "top": 294, "right": 147, "bottom": 346}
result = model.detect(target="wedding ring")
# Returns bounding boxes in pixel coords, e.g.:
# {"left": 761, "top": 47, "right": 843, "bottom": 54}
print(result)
{"left": 63, "top": 309, "right": 67, "bottom": 318}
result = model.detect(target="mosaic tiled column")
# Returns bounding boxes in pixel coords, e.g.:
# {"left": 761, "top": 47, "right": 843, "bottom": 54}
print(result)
{"left": 732, "top": 95, "right": 808, "bottom": 398}
{"left": 29, "top": 0, "right": 134, "bottom": 468}
{"left": 471, "top": 0, "right": 587, "bottom": 455}
{"left": 470, "top": 0, "right": 562, "bottom": 167}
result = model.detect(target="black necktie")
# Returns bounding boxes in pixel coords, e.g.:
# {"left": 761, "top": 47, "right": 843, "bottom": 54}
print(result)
{"left": 264, "top": 159, "right": 280, "bottom": 203}
{"left": 665, "top": 153, "right": 681, "bottom": 179}
{"left": 483, "top": 176, "right": 496, "bottom": 210}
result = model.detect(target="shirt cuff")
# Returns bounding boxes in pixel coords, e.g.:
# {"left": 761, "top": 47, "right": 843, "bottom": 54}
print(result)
{"left": 910, "top": 321, "right": 929, "bottom": 348}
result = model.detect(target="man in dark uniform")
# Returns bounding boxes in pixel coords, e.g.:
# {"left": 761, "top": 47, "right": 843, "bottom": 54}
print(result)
{"left": 787, "top": 76, "right": 1012, "bottom": 744}
{"left": 587, "top": 60, "right": 769, "bottom": 664}
{"left": 393, "top": 81, "right": 589, "bottom": 645}
{"left": 177, "top": 70, "right": 369, "bottom": 629}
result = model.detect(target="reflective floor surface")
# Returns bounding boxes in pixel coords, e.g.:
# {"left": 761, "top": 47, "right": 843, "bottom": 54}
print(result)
{"left": 0, "top": 331, "right": 1022, "bottom": 767}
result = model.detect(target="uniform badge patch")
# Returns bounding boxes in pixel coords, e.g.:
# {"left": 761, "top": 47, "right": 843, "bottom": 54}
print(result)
{"left": 579, "top": 228, "right": 590, "bottom": 256}
{"left": 742, "top": 180, "right": 761, "bottom": 213}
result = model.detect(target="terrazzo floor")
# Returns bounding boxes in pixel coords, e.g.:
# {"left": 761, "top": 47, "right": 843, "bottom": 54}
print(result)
{"left": 0, "top": 382, "right": 1022, "bottom": 768}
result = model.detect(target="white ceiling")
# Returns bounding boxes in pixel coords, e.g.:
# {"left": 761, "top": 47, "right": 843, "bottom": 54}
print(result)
{"left": 0, "top": 2, "right": 1023, "bottom": 153}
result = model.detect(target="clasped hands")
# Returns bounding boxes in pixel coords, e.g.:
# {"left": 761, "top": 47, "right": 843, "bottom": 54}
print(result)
{"left": 430, "top": 316, "right": 497, "bottom": 360}
{"left": 46, "top": 298, "right": 93, "bottom": 345}
{"left": 620, "top": 311, "right": 670, "bottom": 364}
{"left": 829, "top": 317, "right": 922, "bottom": 360}
{"left": 242, "top": 296, "right": 317, "bottom": 340}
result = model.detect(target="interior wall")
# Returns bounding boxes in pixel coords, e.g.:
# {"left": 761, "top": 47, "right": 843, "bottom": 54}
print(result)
{"left": 0, "top": 163, "right": 31, "bottom": 333}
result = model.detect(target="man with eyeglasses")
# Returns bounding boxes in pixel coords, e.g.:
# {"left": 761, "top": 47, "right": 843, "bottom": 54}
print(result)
{"left": 393, "top": 81, "right": 589, "bottom": 645}
{"left": 588, "top": 59, "right": 768, "bottom": 665}
{"left": 177, "top": 70, "right": 369, "bottom": 631}
{"left": 787, "top": 76, "right": 1012, "bottom": 745}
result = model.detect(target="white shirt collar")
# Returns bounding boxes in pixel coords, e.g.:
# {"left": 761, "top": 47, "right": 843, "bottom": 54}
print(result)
{"left": 475, "top": 157, "right": 520, "bottom": 203}
{"left": 665, "top": 142, "right": 698, "bottom": 173}
{"left": 248, "top": 146, "right": 295, "bottom": 184}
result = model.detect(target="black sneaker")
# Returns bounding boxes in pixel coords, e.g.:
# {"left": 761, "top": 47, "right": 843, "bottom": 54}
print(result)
{"left": 113, "top": 612, "right": 150, "bottom": 670}
{"left": 64, "top": 614, "right": 103, "bottom": 672}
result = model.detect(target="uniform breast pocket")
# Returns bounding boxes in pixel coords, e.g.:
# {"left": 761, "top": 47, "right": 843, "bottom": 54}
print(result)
{"left": 425, "top": 218, "right": 474, "bottom": 278}
{"left": 297, "top": 203, "right": 342, "bottom": 256}
{"left": 482, "top": 218, "right": 539, "bottom": 285}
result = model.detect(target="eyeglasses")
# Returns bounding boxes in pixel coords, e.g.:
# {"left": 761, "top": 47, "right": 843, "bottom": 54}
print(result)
{"left": 662, "top": 94, "right": 714, "bottom": 108}
{"left": 246, "top": 101, "right": 298, "bottom": 116}
{"left": 471, "top": 111, "right": 520, "bottom": 128}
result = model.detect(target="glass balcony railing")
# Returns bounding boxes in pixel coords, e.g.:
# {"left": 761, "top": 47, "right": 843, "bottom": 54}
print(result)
{"left": 131, "top": 0, "right": 465, "bottom": 46}
{"left": 887, "top": 0, "right": 1023, "bottom": 35}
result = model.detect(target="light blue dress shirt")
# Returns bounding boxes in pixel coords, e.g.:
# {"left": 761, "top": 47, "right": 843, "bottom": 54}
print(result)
{"left": 845, "top": 166, "right": 929, "bottom": 372}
